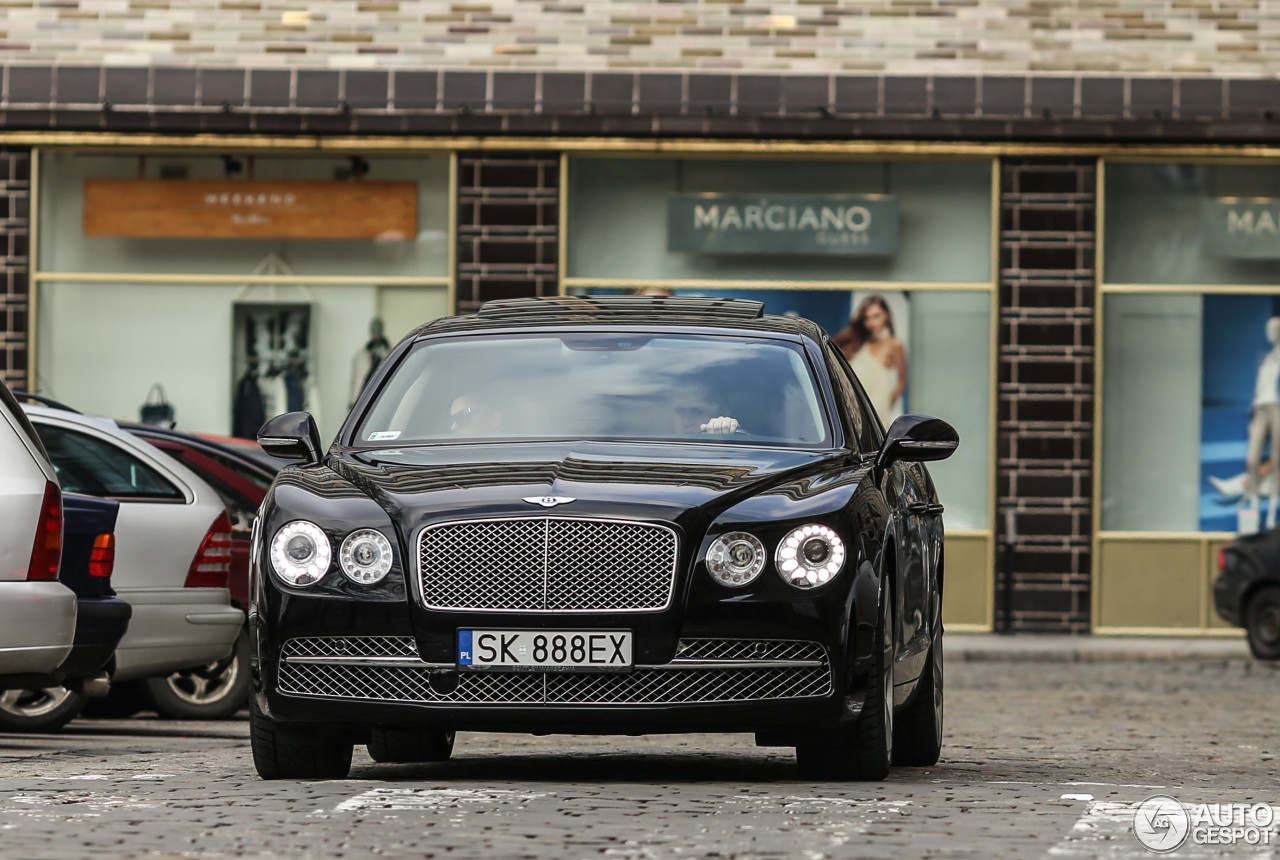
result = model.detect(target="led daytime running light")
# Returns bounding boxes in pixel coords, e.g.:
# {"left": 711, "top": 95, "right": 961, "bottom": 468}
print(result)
{"left": 705, "top": 531, "right": 766, "bottom": 588}
{"left": 269, "top": 520, "right": 331, "bottom": 587}
{"left": 775, "top": 524, "right": 845, "bottom": 589}
{"left": 339, "top": 529, "right": 393, "bottom": 585}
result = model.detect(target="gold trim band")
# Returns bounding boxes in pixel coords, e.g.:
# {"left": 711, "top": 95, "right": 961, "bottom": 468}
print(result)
{"left": 10, "top": 132, "right": 1280, "bottom": 160}
{"left": 1098, "top": 531, "right": 1238, "bottom": 541}
{"left": 1102, "top": 283, "right": 1280, "bottom": 295}
{"left": 564, "top": 278, "right": 994, "bottom": 293}
{"left": 34, "top": 273, "right": 450, "bottom": 287}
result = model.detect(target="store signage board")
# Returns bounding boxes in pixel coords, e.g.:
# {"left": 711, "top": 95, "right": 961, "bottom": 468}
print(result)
{"left": 83, "top": 179, "right": 418, "bottom": 240}
{"left": 667, "top": 194, "right": 898, "bottom": 255}
{"left": 1203, "top": 198, "right": 1280, "bottom": 258}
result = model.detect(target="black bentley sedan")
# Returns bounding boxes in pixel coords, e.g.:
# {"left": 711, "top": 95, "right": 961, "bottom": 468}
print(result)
{"left": 249, "top": 296, "right": 957, "bottom": 781}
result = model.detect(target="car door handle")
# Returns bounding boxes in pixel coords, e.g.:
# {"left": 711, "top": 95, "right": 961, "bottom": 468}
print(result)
{"left": 906, "top": 502, "right": 930, "bottom": 514}
{"left": 926, "top": 503, "right": 945, "bottom": 515}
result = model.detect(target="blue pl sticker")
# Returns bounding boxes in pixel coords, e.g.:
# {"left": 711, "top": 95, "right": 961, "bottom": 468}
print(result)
{"left": 457, "top": 630, "right": 473, "bottom": 666}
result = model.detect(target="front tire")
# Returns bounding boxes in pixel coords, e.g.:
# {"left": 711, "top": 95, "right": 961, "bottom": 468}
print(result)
{"left": 0, "top": 687, "right": 87, "bottom": 732}
{"left": 892, "top": 626, "right": 943, "bottom": 766}
{"left": 1245, "top": 585, "right": 1280, "bottom": 660}
{"left": 796, "top": 582, "right": 895, "bottom": 781}
{"left": 143, "top": 628, "right": 250, "bottom": 720}
{"left": 250, "top": 700, "right": 353, "bottom": 780}
{"left": 368, "top": 728, "right": 456, "bottom": 763}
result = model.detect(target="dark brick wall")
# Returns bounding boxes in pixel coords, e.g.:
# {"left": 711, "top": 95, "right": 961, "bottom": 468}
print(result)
{"left": 456, "top": 153, "right": 559, "bottom": 313}
{"left": 1, "top": 66, "right": 1277, "bottom": 143}
{"left": 997, "top": 158, "right": 1096, "bottom": 633}
{"left": 0, "top": 149, "right": 31, "bottom": 390}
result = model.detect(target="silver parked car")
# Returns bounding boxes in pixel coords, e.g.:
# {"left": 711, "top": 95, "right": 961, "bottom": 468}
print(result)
{"left": 0, "top": 383, "right": 77, "bottom": 682}
{"left": 20, "top": 405, "right": 243, "bottom": 691}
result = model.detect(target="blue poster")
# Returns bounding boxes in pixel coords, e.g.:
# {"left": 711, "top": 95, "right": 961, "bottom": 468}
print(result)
{"left": 1201, "top": 294, "right": 1280, "bottom": 531}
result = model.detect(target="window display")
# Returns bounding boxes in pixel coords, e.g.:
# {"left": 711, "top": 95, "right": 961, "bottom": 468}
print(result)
{"left": 1102, "top": 162, "right": 1280, "bottom": 535}
{"left": 231, "top": 303, "right": 318, "bottom": 439}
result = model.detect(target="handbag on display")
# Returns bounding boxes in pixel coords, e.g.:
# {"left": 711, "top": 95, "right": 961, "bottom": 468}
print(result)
{"left": 139, "top": 383, "right": 176, "bottom": 428}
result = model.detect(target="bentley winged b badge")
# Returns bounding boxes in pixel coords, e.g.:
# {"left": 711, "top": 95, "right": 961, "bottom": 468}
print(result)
{"left": 523, "top": 495, "right": 576, "bottom": 508}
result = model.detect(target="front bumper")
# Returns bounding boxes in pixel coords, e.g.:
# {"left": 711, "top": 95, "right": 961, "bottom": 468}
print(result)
{"left": 255, "top": 610, "right": 871, "bottom": 734}
{"left": 268, "top": 633, "right": 840, "bottom": 729}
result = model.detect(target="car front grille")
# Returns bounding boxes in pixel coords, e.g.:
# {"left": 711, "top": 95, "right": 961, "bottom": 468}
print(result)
{"left": 416, "top": 518, "right": 678, "bottom": 613}
{"left": 277, "top": 637, "right": 832, "bottom": 706}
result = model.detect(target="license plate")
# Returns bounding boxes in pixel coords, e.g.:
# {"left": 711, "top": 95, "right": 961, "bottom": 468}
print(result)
{"left": 457, "top": 630, "right": 632, "bottom": 672}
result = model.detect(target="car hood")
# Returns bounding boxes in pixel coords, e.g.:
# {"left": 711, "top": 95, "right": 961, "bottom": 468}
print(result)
{"left": 324, "top": 441, "right": 851, "bottom": 530}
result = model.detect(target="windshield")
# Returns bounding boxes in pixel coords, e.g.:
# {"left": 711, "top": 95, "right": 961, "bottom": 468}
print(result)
{"left": 354, "top": 332, "right": 831, "bottom": 448}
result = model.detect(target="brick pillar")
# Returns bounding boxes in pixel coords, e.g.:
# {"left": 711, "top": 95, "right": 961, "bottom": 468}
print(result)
{"left": 0, "top": 149, "right": 31, "bottom": 390}
{"left": 456, "top": 153, "right": 559, "bottom": 313}
{"left": 998, "top": 158, "right": 1097, "bottom": 633}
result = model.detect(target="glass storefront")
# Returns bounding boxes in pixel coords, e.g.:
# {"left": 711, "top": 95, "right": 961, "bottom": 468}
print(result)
{"left": 1098, "top": 160, "right": 1280, "bottom": 632}
{"left": 566, "top": 155, "right": 999, "bottom": 628}
{"left": 34, "top": 151, "right": 452, "bottom": 440}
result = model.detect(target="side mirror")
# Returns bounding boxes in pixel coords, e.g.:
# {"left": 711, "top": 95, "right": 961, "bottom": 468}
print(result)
{"left": 257, "top": 412, "right": 323, "bottom": 466}
{"left": 876, "top": 414, "right": 959, "bottom": 468}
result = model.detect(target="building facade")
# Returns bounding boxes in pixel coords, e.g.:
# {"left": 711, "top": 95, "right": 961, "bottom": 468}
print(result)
{"left": 4, "top": 1, "right": 1279, "bottom": 635}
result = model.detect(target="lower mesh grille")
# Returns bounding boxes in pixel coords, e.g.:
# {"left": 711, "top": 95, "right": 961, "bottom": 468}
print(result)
{"left": 277, "top": 637, "right": 832, "bottom": 705}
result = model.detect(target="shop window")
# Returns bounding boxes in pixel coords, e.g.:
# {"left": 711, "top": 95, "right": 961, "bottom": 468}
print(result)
{"left": 567, "top": 158, "right": 992, "bottom": 285}
{"left": 565, "top": 156, "right": 994, "bottom": 531}
{"left": 34, "top": 152, "right": 452, "bottom": 440}
{"left": 1105, "top": 162, "right": 1280, "bottom": 286}
{"left": 1103, "top": 292, "right": 1280, "bottom": 534}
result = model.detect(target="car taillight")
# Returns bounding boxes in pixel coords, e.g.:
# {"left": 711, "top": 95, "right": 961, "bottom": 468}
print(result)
{"left": 27, "top": 481, "right": 63, "bottom": 581}
{"left": 186, "top": 511, "right": 233, "bottom": 589}
{"left": 89, "top": 533, "right": 116, "bottom": 579}
{"left": 1218, "top": 547, "right": 1228, "bottom": 573}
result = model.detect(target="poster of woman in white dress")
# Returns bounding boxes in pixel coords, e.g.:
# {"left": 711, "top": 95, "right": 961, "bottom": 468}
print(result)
{"left": 834, "top": 292, "right": 910, "bottom": 426}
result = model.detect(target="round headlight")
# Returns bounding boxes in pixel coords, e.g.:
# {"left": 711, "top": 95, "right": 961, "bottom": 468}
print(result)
{"left": 705, "top": 531, "right": 766, "bottom": 587}
{"left": 339, "top": 529, "right": 394, "bottom": 585}
{"left": 269, "top": 520, "right": 331, "bottom": 586}
{"left": 776, "top": 524, "right": 845, "bottom": 589}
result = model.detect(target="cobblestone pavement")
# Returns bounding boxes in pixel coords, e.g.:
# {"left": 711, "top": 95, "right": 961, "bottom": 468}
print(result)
{"left": 0, "top": 650, "right": 1275, "bottom": 859}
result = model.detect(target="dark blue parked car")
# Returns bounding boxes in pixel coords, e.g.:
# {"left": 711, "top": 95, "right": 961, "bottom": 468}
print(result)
{"left": 0, "top": 493, "right": 131, "bottom": 731}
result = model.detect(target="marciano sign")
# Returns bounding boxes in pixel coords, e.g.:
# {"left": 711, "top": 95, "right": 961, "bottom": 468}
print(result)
{"left": 1203, "top": 198, "right": 1280, "bottom": 259}
{"left": 667, "top": 194, "right": 899, "bottom": 256}
{"left": 83, "top": 179, "right": 418, "bottom": 240}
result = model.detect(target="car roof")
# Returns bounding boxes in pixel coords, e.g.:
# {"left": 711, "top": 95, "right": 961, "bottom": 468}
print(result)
{"left": 121, "top": 422, "right": 287, "bottom": 475}
{"left": 22, "top": 403, "right": 122, "bottom": 432}
{"left": 407, "top": 296, "right": 826, "bottom": 343}
{"left": 21, "top": 404, "right": 220, "bottom": 503}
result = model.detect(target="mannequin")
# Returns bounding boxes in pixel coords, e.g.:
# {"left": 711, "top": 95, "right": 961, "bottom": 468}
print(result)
{"left": 350, "top": 317, "right": 392, "bottom": 407}
{"left": 1245, "top": 316, "right": 1280, "bottom": 529}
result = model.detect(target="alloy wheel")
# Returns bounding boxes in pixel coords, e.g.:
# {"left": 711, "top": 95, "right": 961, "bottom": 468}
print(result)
{"left": 164, "top": 652, "right": 240, "bottom": 706}
{"left": 0, "top": 687, "right": 75, "bottom": 719}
